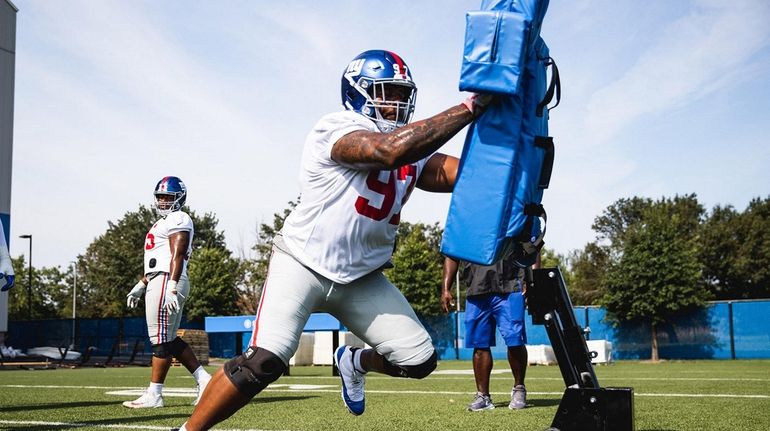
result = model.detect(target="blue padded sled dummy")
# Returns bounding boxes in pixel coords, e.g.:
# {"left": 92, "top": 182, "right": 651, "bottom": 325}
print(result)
{"left": 441, "top": 0, "right": 558, "bottom": 265}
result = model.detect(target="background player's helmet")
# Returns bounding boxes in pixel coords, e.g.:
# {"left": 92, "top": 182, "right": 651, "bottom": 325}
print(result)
{"left": 341, "top": 49, "right": 417, "bottom": 133}
{"left": 153, "top": 176, "right": 187, "bottom": 217}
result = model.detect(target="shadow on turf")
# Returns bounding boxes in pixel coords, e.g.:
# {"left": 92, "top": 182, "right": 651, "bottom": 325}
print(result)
{"left": 250, "top": 394, "right": 315, "bottom": 404}
{"left": 492, "top": 398, "right": 560, "bottom": 408}
{"left": 5, "top": 413, "right": 189, "bottom": 431}
{"left": 0, "top": 400, "right": 120, "bottom": 412}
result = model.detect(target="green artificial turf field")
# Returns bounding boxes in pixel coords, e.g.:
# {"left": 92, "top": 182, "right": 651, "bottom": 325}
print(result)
{"left": 1, "top": 359, "right": 769, "bottom": 431}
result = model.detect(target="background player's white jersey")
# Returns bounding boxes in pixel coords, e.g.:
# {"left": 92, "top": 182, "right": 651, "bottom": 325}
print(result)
{"left": 143, "top": 210, "right": 194, "bottom": 276}
{"left": 282, "top": 110, "right": 429, "bottom": 284}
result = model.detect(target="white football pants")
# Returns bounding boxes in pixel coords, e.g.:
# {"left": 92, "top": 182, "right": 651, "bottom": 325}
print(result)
{"left": 250, "top": 245, "right": 435, "bottom": 367}
{"left": 145, "top": 272, "right": 190, "bottom": 346}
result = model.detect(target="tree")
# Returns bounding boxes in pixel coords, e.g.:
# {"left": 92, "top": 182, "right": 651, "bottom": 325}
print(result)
{"left": 567, "top": 242, "right": 609, "bottom": 306}
{"left": 77, "top": 205, "right": 231, "bottom": 318}
{"left": 738, "top": 197, "right": 770, "bottom": 298}
{"left": 600, "top": 197, "right": 708, "bottom": 360}
{"left": 239, "top": 199, "right": 298, "bottom": 314}
{"left": 186, "top": 247, "right": 242, "bottom": 322}
{"left": 386, "top": 222, "right": 445, "bottom": 316}
{"left": 6, "top": 256, "right": 58, "bottom": 320}
{"left": 592, "top": 196, "right": 653, "bottom": 257}
{"left": 699, "top": 204, "right": 741, "bottom": 299}
{"left": 539, "top": 246, "right": 571, "bottom": 280}
{"left": 700, "top": 197, "right": 770, "bottom": 299}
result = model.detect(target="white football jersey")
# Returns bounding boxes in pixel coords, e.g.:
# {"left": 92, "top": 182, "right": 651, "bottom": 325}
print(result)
{"left": 143, "top": 210, "right": 194, "bottom": 276}
{"left": 281, "top": 110, "right": 429, "bottom": 284}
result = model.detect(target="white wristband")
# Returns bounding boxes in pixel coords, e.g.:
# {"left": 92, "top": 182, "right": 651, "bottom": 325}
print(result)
{"left": 167, "top": 279, "right": 178, "bottom": 294}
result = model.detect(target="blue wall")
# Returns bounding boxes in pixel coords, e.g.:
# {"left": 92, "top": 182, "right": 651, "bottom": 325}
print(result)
{"left": 7, "top": 300, "right": 770, "bottom": 361}
{"left": 7, "top": 317, "right": 203, "bottom": 357}
{"left": 436, "top": 300, "right": 770, "bottom": 361}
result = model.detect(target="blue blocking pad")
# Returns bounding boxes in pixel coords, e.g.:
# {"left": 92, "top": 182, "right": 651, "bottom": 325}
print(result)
{"left": 442, "top": 0, "right": 555, "bottom": 265}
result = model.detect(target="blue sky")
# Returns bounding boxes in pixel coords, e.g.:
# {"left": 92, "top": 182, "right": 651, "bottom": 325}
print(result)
{"left": 8, "top": 0, "right": 770, "bottom": 268}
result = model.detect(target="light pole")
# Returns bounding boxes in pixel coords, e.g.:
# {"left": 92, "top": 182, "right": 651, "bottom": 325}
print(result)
{"left": 18, "top": 234, "right": 32, "bottom": 319}
{"left": 70, "top": 260, "right": 78, "bottom": 350}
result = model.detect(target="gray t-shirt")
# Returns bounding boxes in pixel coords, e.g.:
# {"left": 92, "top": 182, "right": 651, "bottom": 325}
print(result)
{"left": 463, "top": 257, "right": 524, "bottom": 297}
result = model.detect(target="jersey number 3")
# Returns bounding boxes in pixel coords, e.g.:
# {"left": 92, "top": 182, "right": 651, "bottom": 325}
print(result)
{"left": 145, "top": 233, "right": 155, "bottom": 250}
{"left": 355, "top": 165, "right": 417, "bottom": 225}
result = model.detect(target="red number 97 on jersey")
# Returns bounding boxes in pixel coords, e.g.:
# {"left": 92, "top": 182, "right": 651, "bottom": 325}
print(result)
{"left": 355, "top": 165, "right": 417, "bottom": 225}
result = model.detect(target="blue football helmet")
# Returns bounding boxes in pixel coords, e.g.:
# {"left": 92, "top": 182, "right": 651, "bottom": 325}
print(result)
{"left": 341, "top": 50, "right": 417, "bottom": 133}
{"left": 153, "top": 176, "right": 187, "bottom": 216}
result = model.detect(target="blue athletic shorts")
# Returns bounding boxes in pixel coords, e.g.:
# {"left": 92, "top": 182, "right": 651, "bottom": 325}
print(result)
{"left": 465, "top": 292, "right": 527, "bottom": 348}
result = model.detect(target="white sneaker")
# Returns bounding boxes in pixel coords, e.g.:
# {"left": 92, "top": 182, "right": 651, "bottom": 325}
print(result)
{"left": 123, "top": 390, "right": 164, "bottom": 408}
{"left": 192, "top": 377, "right": 210, "bottom": 406}
{"left": 509, "top": 384, "right": 527, "bottom": 410}
{"left": 467, "top": 392, "right": 495, "bottom": 411}
{"left": 334, "top": 345, "right": 365, "bottom": 415}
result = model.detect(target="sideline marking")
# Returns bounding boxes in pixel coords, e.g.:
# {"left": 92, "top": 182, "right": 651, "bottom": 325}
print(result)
{"left": 431, "top": 370, "right": 770, "bottom": 381}
{"left": 106, "top": 384, "right": 335, "bottom": 398}
{"left": 0, "top": 421, "right": 289, "bottom": 431}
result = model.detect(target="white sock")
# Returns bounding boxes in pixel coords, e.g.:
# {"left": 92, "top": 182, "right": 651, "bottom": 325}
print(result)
{"left": 149, "top": 382, "right": 163, "bottom": 395}
{"left": 193, "top": 366, "right": 211, "bottom": 384}
{"left": 178, "top": 423, "right": 188, "bottom": 431}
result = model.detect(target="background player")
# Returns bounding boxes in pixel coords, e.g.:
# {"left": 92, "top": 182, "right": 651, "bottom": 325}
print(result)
{"left": 441, "top": 254, "right": 534, "bottom": 411}
{"left": 124, "top": 176, "right": 211, "bottom": 408}
{"left": 174, "top": 50, "right": 492, "bottom": 431}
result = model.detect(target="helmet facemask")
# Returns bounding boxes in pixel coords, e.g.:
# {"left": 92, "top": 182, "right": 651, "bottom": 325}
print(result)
{"left": 356, "top": 79, "right": 417, "bottom": 133}
{"left": 154, "top": 192, "right": 183, "bottom": 217}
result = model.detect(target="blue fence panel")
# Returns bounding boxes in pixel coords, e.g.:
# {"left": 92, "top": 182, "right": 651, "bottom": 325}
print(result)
{"left": 7, "top": 300, "right": 770, "bottom": 361}
{"left": 586, "top": 307, "right": 612, "bottom": 342}
{"left": 733, "top": 301, "right": 770, "bottom": 358}
{"left": 209, "top": 333, "right": 237, "bottom": 359}
{"left": 708, "top": 302, "right": 733, "bottom": 359}
{"left": 657, "top": 307, "right": 725, "bottom": 359}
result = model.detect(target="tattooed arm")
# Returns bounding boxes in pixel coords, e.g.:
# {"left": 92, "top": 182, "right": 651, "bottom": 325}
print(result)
{"left": 330, "top": 104, "right": 473, "bottom": 171}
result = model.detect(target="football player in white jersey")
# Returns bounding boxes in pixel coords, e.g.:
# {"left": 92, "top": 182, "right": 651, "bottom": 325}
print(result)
{"left": 0, "top": 222, "right": 15, "bottom": 292}
{"left": 123, "top": 176, "right": 211, "bottom": 409}
{"left": 176, "top": 50, "right": 492, "bottom": 431}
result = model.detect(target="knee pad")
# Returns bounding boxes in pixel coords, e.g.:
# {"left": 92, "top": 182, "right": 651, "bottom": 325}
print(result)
{"left": 381, "top": 350, "right": 437, "bottom": 379}
{"left": 169, "top": 336, "right": 188, "bottom": 357}
{"left": 152, "top": 342, "right": 172, "bottom": 358}
{"left": 224, "top": 346, "right": 286, "bottom": 398}
{"left": 152, "top": 337, "right": 188, "bottom": 358}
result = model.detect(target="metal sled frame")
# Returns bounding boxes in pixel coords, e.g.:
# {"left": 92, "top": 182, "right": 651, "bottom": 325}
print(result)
{"left": 527, "top": 268, "right": 635, "bottom": 431}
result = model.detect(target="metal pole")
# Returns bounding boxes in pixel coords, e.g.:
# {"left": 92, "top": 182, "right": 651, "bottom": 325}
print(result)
{"left": 19, "top": 234, "right": 32, "bottom": 319}
{"left": 71, "top": 261, "right": 77, "bottom": 349}
{"left": 27, "top": 236, "right": 31, "bottom": 319}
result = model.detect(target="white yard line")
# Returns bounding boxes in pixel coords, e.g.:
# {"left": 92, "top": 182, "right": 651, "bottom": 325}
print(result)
{"left": 2, "top": 384, "right": 768, "bottom": 399}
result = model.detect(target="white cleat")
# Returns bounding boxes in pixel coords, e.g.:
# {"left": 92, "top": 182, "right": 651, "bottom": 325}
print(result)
{"left": 122, "top": 390, "right": 164, "bottom": 409}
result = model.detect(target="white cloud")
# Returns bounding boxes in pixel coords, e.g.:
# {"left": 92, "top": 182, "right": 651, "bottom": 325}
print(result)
{"left": 585, "top": 1, "right": 770, "bottom": 145}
